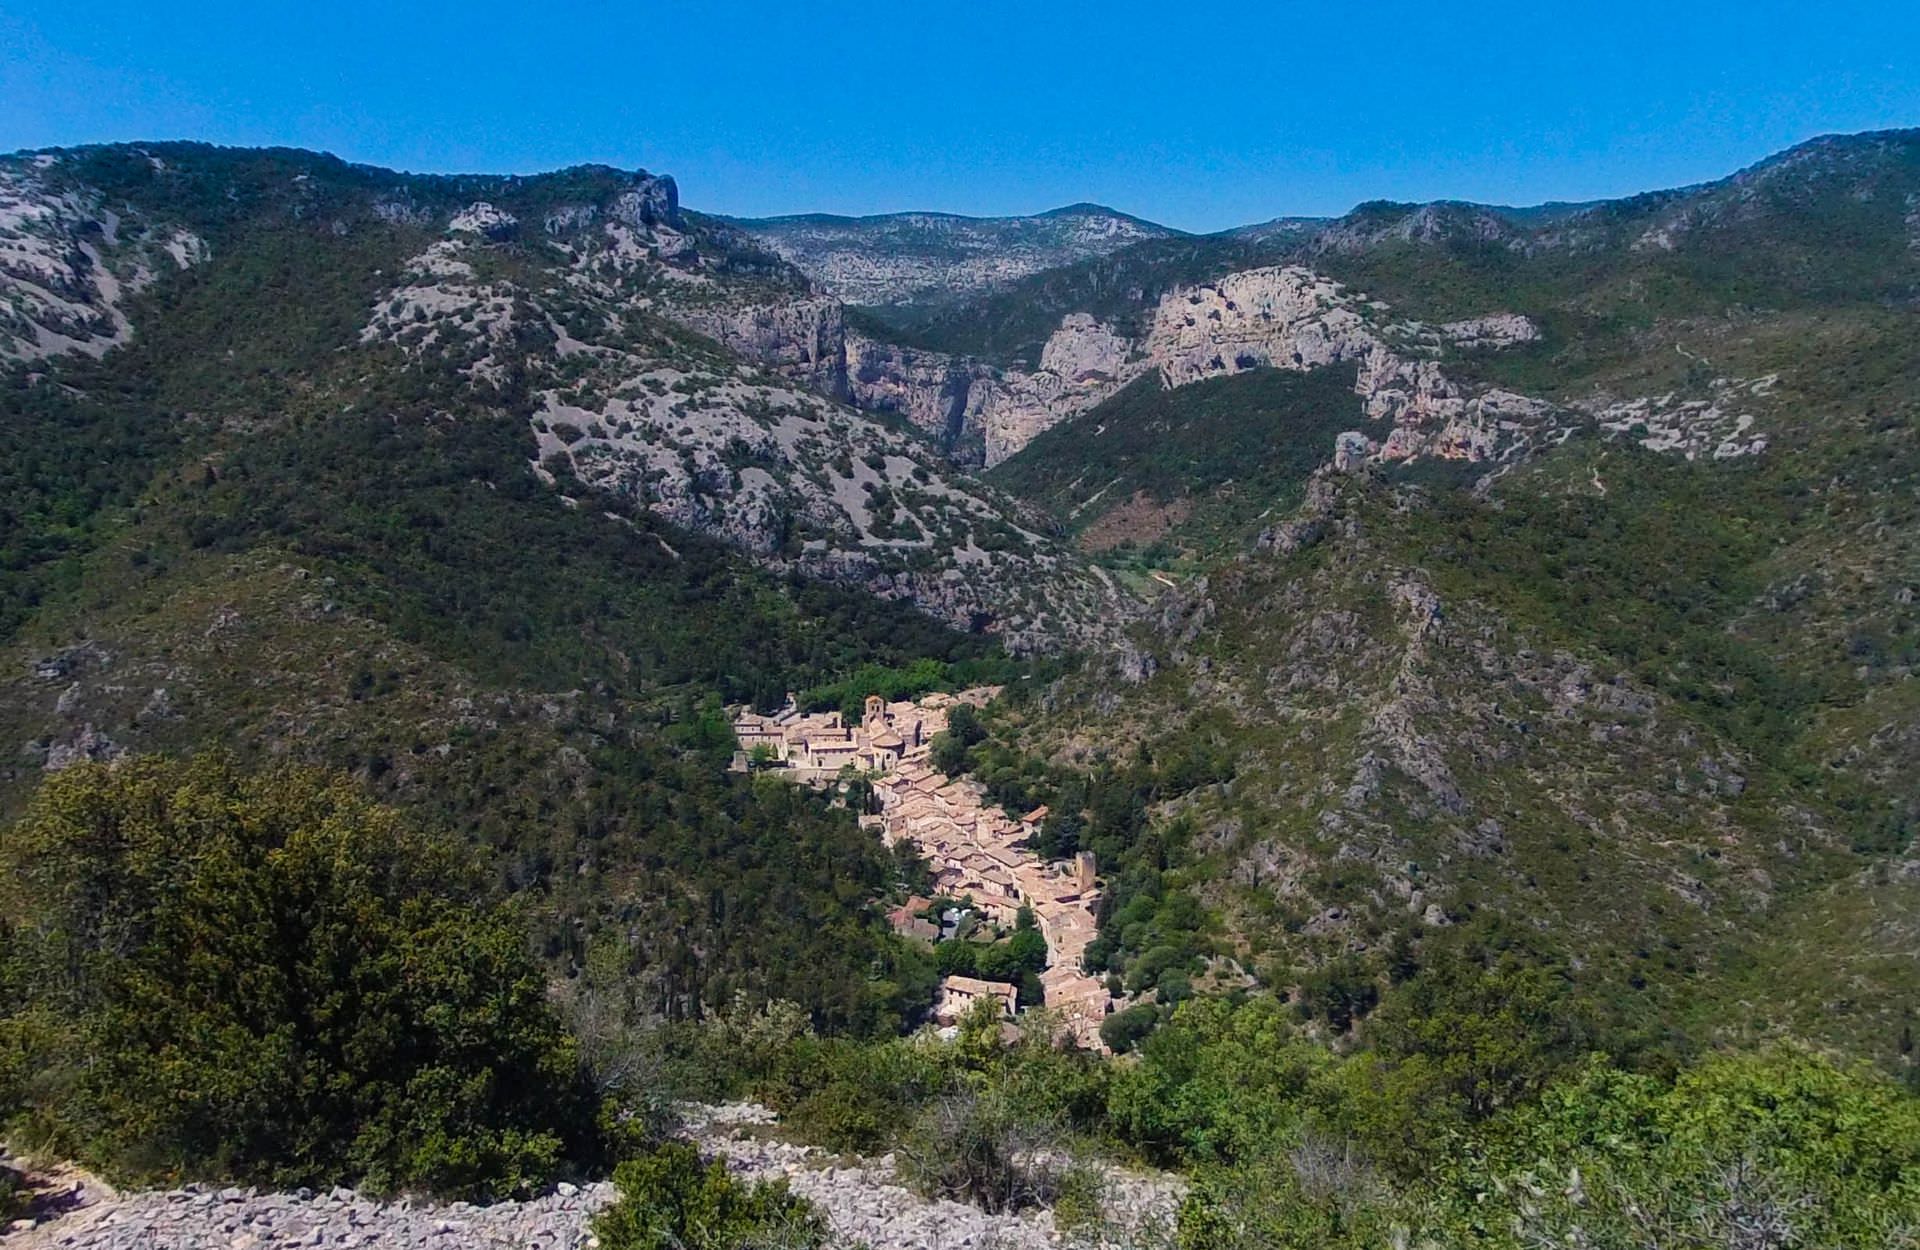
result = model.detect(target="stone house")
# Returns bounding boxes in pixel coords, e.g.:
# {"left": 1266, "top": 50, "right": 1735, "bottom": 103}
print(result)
{"left": 934, "top": 974, "right": 1019, "bottom": 1024}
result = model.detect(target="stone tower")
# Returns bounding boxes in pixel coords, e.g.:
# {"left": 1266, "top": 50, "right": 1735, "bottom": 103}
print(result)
{"left": 1074, "top": 850, "right": 1097, "bottom": 894}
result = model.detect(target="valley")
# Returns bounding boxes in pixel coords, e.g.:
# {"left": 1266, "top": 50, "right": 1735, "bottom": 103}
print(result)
{"left": 1, "top": 126, "right": 1916, "bottom": 1248}
{"left": 733, "top": 690, "right": 1114, "bottom": 1048}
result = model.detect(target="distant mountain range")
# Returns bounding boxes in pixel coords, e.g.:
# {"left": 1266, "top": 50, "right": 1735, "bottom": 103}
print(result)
{"left": 730, "top": 203, "right": 1181, "bottom": 304}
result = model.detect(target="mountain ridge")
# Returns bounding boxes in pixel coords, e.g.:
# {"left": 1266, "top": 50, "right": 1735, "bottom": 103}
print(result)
{"left": 731, "top": 200, "right": 1171, "bottom": 229}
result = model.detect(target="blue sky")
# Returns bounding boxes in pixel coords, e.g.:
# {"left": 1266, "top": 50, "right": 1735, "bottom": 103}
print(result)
{"left": 2, "top": 1, "right": 1916, "bottom": 232}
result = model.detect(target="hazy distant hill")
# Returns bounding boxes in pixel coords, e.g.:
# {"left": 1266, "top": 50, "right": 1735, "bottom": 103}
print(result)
{"left": 732, "top": 203, "right": 1181, "bottom": 304}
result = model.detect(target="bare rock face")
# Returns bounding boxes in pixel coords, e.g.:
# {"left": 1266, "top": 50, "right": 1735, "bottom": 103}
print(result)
{"left": 0, "top": 156, "right": 206, "bottom": 362}
{"left": 844, "top": 331, "right": 996, "bottom": 456}
{"left": 1038, "top": 312, "right": 1134, "bottom": 381}
{"left": 675, "top": 296, "right": 850, "bottom": 396}
{"left": 977, "top": 315, "right": 1148, "bottom": 465}
{"left": 1332, "top": 430, "right": 1376, "bottom": 471}
{"left": 972, "top": 266, "right": 1556, "bottom": 468}
{"left": 1437, "top": 313, "right": 1541, "bottom": 350}
{"left": 447, "top": 202, "right": 519, "bottom": 242}
{"left": 611, "top": 173, "right": 680, "bottom": 231}
{"left": 1134, "top": 270, "right": 1555, "bottom": 470}
{"left": 1146, "top": 267, "right": 1377, "bottom": 386}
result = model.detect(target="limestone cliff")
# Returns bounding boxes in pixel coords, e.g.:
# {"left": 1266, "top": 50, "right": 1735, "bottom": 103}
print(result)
{"left": 672, "top": 295, "right": 850, "bottom": 397}
{"left": 360, "top": 195, "right": 1134, "bottom": 651}
{"left": 666, "top": 266, "right": 1557, "bottom": 473}
{"left": 844, "top": 332, "right": 995, "bottom": 456}
{"left": 973, "top": 266, "right": 1554, "bottom": 467}
{"left": 975, "top": 314, "right": 1148, "bottom": 464}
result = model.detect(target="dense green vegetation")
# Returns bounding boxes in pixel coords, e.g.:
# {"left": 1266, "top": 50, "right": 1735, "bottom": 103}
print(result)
{"left": 988, "top": 364, "right": 1366, "bottom": 558}
{"left": 0, "top": 145, "right": 1014, "bottom": 1037}
{"left": 6, "top": 751, "right": 1913, "bottom": 1238}
{"left": 593, "top": 1143, "right": 824, "bottom": 1250}
{"left": 1316, "top": 143, "right": 1920, "bottom": 327}
{"left": 0, "top": 383, "right": 978, "bottom": 1036}
{"left": 0, "top": 757, "right": 603, "bottom": 1198}
{"left": 655, "top": 981, "right": 1920, "bottom": 1247}
{"left": 937, "top": 702, "right": 1229, "bottom": 1010}
{"left": 796, "top": 654, "right": 1030, "bottom": 723}
{"left": 1141, "top": 999, "right": 1920, "bottom": 1249}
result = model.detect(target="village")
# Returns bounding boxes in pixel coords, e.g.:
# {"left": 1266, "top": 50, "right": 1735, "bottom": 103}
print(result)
{"left": 731, "top": 690, "right": 1114, "bottom": 1049}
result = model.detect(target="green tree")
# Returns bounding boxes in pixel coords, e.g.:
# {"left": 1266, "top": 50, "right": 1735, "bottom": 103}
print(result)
{"left": 1099, "top": 1004, "right": 1160, "bottom": 1056}
{"left": 1340, "top": 943, "right": 1593, "bottom": 1174}
{"left": 930, "top": 730, "right": 971, "bottom": 777}
{"left": 0, "top": 756, "right": 599, "bottom": 1198}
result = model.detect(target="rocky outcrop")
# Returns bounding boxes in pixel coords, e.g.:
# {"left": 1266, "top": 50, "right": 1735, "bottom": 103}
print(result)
{"left": 1136, "top": 269, "right": 1556, "bottom": 468}
{"left": 610, "top": 173, "right": 680, "bottom": 231}
{"left": 1144, "top": 267, "right": 1377, "bottom": 386}
{"left": 665, "top": 303, "right": 1141, "bottom": 468}
{"left": 40, "top": 722, "right": 122, "bottom": 772}
{"left": 0, "top": 156, "right": 206, "bottom": 362}
{"left": 643, "top": 261, "right": 1558, "bottom": 476}
{"left": 1583, "top": 372, "right": 1776, "bottom": 460}
{"left": 762, "top": 269, "right": 1555, "bottom": 470}
{"left": 977, "top": 314, "right": 1147, "bottom": 464}
{"left": 1436, "top": 313, "right": 1541, "bottom": 350}
{"left": 973, "top": 266, "right": 1555, "bottom": 468}
{"left": 448, "top": 202, "right": 519, "bottom": 241}
{"left": 1331, "top": 430, "right": 1375, "bottom": 472}
{"left": 675, "top": 296, "right": 849, "bottom": 396}
{"left": 365, "top": 198, "right": 1134, "bottom": 652}
{"left": 844, "top": 332, "right": 995, "bottom": 456}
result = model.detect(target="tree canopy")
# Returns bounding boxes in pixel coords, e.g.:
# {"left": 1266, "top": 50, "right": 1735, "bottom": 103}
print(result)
{"left": 0, "top": 755, "right": 602, "bottom": 1198}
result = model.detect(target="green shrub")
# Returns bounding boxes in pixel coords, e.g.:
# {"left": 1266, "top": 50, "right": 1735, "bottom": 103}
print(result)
{"left": 0, "top": 756, "right": 600, "bottom": 1198}
{"left": 593, "top": 1142, "right": 825, "bottom": 1250}
{"left": 895, "top": 1087, "right": 1067, "bottom": 1214}
{"left": 0, "top": 1161, "right": 26, "bottom": 1223}
{"left": 1174, "top": 1156, "right": 1396, "bottom": 1250}
{"left": 1099, "top": 1003, "right": 1160, "bottom": 1055}
{"left": 762, "top": 1034, "right": 947, "bottom": 1155}
{"left": 1461, "top": 1047, "right": 1920, "bottom": 1250}
{"left": 1049, "top": 1162, "right": 1108, "bottom": 1236}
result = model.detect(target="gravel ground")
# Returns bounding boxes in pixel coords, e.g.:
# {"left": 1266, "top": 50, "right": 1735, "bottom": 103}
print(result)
{"left": 9, "top": 1104, "right": 1182, "bottom": 1250}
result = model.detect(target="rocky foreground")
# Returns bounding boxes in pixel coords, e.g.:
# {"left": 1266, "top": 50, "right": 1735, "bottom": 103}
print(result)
{"left": 12, "top": 1104, "right": 1182, "bottom": 1250}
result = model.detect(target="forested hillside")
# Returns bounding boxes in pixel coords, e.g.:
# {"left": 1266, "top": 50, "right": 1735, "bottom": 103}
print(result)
{"left": 0, "top": 143, "right": 1022, "bottom": 1032}
{"left": 846, "top": 130, "right": 1920, "bottom": 1087}
{"left": 2, "top": 132, "right": 1918, "bottom": 1246}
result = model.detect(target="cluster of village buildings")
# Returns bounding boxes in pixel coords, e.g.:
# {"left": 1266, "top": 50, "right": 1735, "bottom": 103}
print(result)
{"left": 731, "top": 690, "right": 1114, "bottom": 1049}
